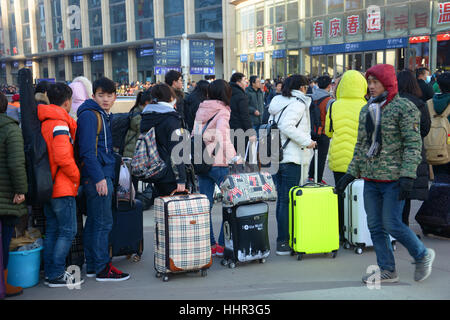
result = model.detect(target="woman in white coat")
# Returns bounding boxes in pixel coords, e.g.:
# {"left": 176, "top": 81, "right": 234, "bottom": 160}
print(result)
{"left": 268, "top": 74, "right": 317, "bottom": 256}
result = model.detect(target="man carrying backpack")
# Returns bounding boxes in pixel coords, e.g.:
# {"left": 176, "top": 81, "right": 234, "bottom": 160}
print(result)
{"left": 76, "top": 77, "right": 130, "bottom": 282}
{"left": 308, "top": 75, "right": 333, "bottom": 183}
{"left": 425, "top": 72, "right": 450, "bottom": 177}
{"left": 37, "top": 83, "right": 82, "bottom": 288}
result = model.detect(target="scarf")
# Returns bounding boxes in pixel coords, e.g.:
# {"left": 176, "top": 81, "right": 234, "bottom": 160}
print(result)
{"left": 365, "top": 91, "right": 388, "bottom": 158}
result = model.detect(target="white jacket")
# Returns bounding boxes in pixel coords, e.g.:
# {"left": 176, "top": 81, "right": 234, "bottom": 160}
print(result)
{"left": 268, "top": 90, "right": 313, "bottom": 166}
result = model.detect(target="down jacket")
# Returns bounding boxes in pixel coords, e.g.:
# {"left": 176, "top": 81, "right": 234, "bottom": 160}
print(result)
{"left": 325, "top": 70, "right": 368, "bottom": 173}
{"left": 268, "top": 90, "right": 313, "bottom": 165}
{"left": 38, "top": 104, "right": 80, "bottom": 198}
{"left": 0, "top": 114, "right": 28, "bottom": 217}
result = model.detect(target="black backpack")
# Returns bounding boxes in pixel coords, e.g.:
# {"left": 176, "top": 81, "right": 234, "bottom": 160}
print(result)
{"left": 309, "top": 99, "right": 323, "bottom": 141}
{"left": 18, "top": 68, "right": 53, "bottom": 205}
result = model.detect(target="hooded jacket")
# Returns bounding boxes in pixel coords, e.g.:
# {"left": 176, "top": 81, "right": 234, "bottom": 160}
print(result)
{"left": 347, "top": 64, "right": 422, "bottom": 181}
{"left": 0, "top": 114, "right": 28, "bottom": 218}
{"left": 184, "top": 88, "right": 206, "bottom": 132}
{"left": 432, "top": 92, "right": 450, "bottom": 122}
{"left": 325, "top": 70, "right": 368, "bottom": 173}
{"left": 268, "top": 90, "right": 313, "bottom": 166}
{"left": 76, "top": 99, "right": 115, "bottom": 185}
{"left": 69, "top": 77, "right": 93, "bottom": 120}
{"left": 140, "top": 102, "right": 186, "bottom": 184}
{"left": 193, "top": 100, "right": 236, "bottom": 167}
{"left": 38, "top": 104, "right": 80, "bottom": 198}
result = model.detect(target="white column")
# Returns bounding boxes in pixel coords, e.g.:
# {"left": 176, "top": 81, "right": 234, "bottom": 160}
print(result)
{"left": 32, "top": 61, "right": 40, "bottom": 80}
{"left": 1, "top": 0, "right": 10, "bottom": 56}
{"left": 61, "top": 0, "right": 71, "bottom": 49}
{"left": 184, "top": 0, "right": 195, "bottom": 35}
{"left": 44, "top": 0, "right": 54, "bottom": 52}
{"left": 154, "top": 0, "right": 164, "bottom": 38}
{"left": 101, "top": 0, "right": 111, "bottom": 45}
{"left": 126, "top": 0, "right": 136, "bottom": 42}
{"left": 222, "top": 0, "right": 237, "bottom": 82}
{"left": 28, "top": 0, "right": 39, "bottom": 55}
{"left": 83, "top": 54, "right": 92, "bottom": 81}
{"left": 14, "top": 0, "right": 24, "bottom": 55}
{"left": 128, "top": 48, "right": 137, "bottom": 84}
{"left": 80, "top": 0, "right": 90, "bottom": 47}
{"left": 104, "top": 52, "right": 113, "bottom": 79}
{"left": 65, "top": 56, "right": 72, "bottom": 81}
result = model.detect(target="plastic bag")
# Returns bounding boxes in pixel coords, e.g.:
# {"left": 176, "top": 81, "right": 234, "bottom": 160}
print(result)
{"left": 117, "top": 162, "right": 135, "bottom": 203}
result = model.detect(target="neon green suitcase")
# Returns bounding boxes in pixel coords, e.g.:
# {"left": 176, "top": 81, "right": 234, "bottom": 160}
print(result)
{"left": 288, "top": 152, "right": 339, "bottom": 260}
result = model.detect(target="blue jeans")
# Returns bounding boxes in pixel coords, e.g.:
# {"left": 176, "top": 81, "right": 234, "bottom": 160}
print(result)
{"left": 364, "top": 181, "right": 427, "bottom": 272}
{"left": 83, "top": 177, "right": 114, "bottom": 274}
{"left": 273, "top": 163, "right": 302, "bottom": 243}
{"left": 43, "top": 197, "right": 77, "bottom": 280}
{"left": 198, "top": 166, "right": 229, "bottom": 246}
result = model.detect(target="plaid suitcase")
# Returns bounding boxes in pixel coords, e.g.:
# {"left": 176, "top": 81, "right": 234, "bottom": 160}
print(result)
{"left": 154, "top": 192, "right": 212, "bottom": 282}
{"left": 220, "top": 171, "right": 277, "bottom": 207}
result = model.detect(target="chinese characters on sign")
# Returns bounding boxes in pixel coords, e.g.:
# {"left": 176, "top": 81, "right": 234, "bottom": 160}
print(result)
{"left": 313, "top": 20, "right": 324, "bottom": 38}
{"left": 347, "top": 15, "right": 360, "bottom": 35}
{"left": 329, "top": 18, "right": 341, "bottom": 38}
{"left": 256, "top": 30, "right": 264, "bottom": 47}
{"left": 248, "top": 31, "right": 254, "bottom": 48}
{"left": 438, "top": 2, "right": 450, "bottom": 24}
{"left": 276, "top": 27, "right": 285, "bottom": 43}
{"left": 154, "top": 38, "right": 181, "bottom": 75}
{"left": 189, "top": 40, "right": 215, "bottom": 75}
{"left": 367, "top": 5, "right": 382, "bottom": 32}
{"left": 266, "top": 29, "right": 273, "bottom": 46}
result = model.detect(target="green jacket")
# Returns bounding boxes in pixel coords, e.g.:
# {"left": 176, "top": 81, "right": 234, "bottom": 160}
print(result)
{"left": 246, "top": 86, "right": 264, "bottom": 126}
{"left": 347, "top": 95, "right": 422, "bottom": 181}
{"left": 0, "top": 114, "right": 28, "bottom": 217}
{"left": 123, "top": 104, "right": 144, "bottom": 159}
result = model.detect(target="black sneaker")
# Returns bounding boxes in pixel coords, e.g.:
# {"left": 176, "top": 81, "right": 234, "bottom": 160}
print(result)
{"left": 48, "top": 271, "right": 85, "bottom": 288}
{"left": 96, "top": 263, "right": 130, "bottom": 282}
{"left": 276, "top": 241, "right": 291, "bottom": 256}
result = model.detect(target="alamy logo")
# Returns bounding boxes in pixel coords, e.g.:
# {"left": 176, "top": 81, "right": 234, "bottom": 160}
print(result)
{"left": 365, "top": 265, "right": 381, "bottom": 290}
{"left": 66, "top": 265, "right": 82, "bottom": 290}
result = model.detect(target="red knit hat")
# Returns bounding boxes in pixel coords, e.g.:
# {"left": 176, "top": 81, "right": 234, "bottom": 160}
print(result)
{"left": 12, "top": 94, "right": 20, "bottom": 102}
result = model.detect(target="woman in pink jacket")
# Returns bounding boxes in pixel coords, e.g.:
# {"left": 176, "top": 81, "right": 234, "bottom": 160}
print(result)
{"left": 193, "top": 80, "right": 241, "bottom": 257}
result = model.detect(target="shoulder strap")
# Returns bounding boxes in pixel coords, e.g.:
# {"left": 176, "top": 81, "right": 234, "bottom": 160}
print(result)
{"left": 201, "top": 112, "right": 219, "bottom": 136}
{"left": 92, "top": 110, "right": 102, "bottom": 156}
{"left": 328, "top": 101, "right": 336, "bottom": 133}
{"left": 281, "top": 98, "right": 305, "bottom": 150}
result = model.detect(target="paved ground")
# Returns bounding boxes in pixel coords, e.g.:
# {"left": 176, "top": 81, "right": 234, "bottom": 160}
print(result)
{"left": 10, "top": 166, "right": 450, "bottom": 301}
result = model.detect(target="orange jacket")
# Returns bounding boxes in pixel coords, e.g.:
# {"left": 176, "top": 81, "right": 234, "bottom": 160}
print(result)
{"left": 38, "top": 104, "right": 80, "bottom": 198}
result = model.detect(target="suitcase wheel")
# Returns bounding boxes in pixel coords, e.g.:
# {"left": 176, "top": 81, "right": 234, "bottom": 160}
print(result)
{"left": 228, "top": 262, "right": 236, "bottom": 269}
{"left": 297, "top": 253, "right": 303, "bottom": 261}
{"left": 155, "top": 272, "right": 162, "bottom": 278}
{"left": 344, "top": 242, "right": 351, "bottom": 250}
{"left": 162, "top": 274, "right": 169, "bottom": 282}
{"left": 221, "top": 259, "right": 229, "bottom": 267}
{"left": 355, "top": 247, "right": 363, "bottom": 255}
{"left": 331, "top": 251, "right": 338, "bottom": 259}
{"left": 259, "top": 259, "right": 266, "bottom": 264}
{"left": 201, "top": 269, "right": 207, "bottom": 277}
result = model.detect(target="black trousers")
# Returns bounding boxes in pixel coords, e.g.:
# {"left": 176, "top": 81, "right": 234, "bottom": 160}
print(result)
{"left": 333, "top": 171, "right": 346, "bottom": 240}
{"left": 308, "top": 134, "right": 330, "bottom": 182}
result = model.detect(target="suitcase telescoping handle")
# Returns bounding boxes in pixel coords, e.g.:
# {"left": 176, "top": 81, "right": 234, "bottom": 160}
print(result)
{"left": 300, "top": 148, "right": 322, "bottom": 187}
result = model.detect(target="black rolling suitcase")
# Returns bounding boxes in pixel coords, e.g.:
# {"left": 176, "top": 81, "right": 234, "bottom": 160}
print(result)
{"left": 109, "top": 199, "right": 144, "bottom": 261}
{"left": 221, "top": 201, "right": 270, "bottom": 268}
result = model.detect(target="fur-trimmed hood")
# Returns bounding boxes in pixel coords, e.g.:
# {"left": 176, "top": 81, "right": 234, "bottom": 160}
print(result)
{"left": 69, "top": 77, "right": 93, "bottom": 118}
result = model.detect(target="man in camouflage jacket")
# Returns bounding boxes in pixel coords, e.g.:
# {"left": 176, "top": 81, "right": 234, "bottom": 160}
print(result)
{"left": 336, "top": 64, "right": 435, "bottom": 284}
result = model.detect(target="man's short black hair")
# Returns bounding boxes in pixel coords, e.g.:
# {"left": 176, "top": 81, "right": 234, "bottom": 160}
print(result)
{"left": 230, "top": 72, "right": 245, "bottom": 83}
{"left": 165, "top": 70, "right": 183, "bottom": 87}
{"left": 249, "top": 75, "right": 259, "bottom": 85}
{"left": 416, "top": 67, "right": 430, "bottom": 78}
{"left": 93, "top": 77, "right": 116, "bottom": 95}
{"left": 437, "top": 72, "right": 450, "bottom": 94}
{"left": 47, "top": 83, "right": 73, "bottom": 106}
{"left": 317, "top": 76, "right": 332, "bottom": 89}
{"left": 35, "top": 80, "right": 51, "bottom": 94}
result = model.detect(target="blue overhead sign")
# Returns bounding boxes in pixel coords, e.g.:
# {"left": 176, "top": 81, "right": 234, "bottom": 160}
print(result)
{"left": 254, "top": 52, "right": 264, "bottom": 61}
{"left": 190, "top": 67, "right": 215, "bottom": 75}
{"left": 154, "top": 38, "right": 181, "bottom": 68}
{"left": 138, "top": 48, "right": 154, "bottom": 57}
{"left": 154, "top": 67, "right": 181, "bottom": 75}
{"left": 240, "top": 54, "right": 248, "bottom": 62}
{"left": 310, "top": 37, "right": 408, "bottom": 55}
{"left": 273, "top": 49, "right": 286, "bottom": 59}
{"left": 190, "top": 40, "right": 215, "bottom": 69}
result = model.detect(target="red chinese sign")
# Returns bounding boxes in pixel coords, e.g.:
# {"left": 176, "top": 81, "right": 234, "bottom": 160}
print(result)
{"left": 12, "top": 47, "right": 17, "bottom": 55}
{"left": 394, "top": 14, "right": 408, "bottom": 30}
{"left": 256, "top": 30, "right": 263, "bottom": 47}
{"left": 409, "top": 36, "right": 429, "bottom": 44}
{"left": 438, "top": 2, "right": 450, "bottom": 24}
{"left": 59, "top": 40, "right": 65, "bottom": 49}
{"left": 347, "top": 15, "right": 360, "bottom": 35}
{"left": 329, "top": 18, "right": 341, "bottom": 38}
{"left": 414, "top": 12, "right": 428, "bottom": 28}
{"left": 48, "top": 42, "right": 53, "bottom": 50}
{"left": 313, "top": 20, "right": 324, "bottom": 38}
{"left": 74, "top": 37, "right": 80, "bottom": 48}
{"left": 248, "top": 31, "right": 254, "bottom": 47}
{"left": 266, "top": 29, "right": 273, "bottom": 46}
{"left": 437, "top": 33, "right": 450, "bottom": 41}
{"left": 367, "top": 6, "right": 382, "bottom": 32}
{"left": 276, "top": 26, "right": 285, "bottom": 43}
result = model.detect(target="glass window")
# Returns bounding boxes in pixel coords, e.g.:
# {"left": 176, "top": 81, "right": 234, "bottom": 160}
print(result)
{"left": 196, "top": 7, "right": 222, "bottom": 33}
{"left": 36, "top": 0, "right": 46, "bottom": 52}
{"left": 287, "top": 2, "right": 298, "bottom": 21}
{"left": 91, "top": 53, "right": 104, "bottom": 81}
{"left": 0, "top": 7, "right": 4, "bottom": 56}
{"left": 72, "top": 57, "right": 83, "bottom": 79}
{"left": 8, "top": 9, "right": 17, "bottom": 54}
{"left": 410, "top": 2, "right": 430, "bottom": 34}
{"left": 55, "top": 56, "right": 65, "bottom": 81}
{"left": 137, "top": 48, "right": 154, "bottom": 83}
{"left": 328, "top": 0, "right": 344, "bottom": 14}
{"left": 346, "top": 0, "right": 363, "bottom": 11}
{"left": 88, "top": 0, "right": 103, "bottom": 46}
{"left": 299, "top": 19, "right": 311, "bottom": 42}
{"left": 256, "top": 9, "right": 264, "bottom": 27}
{"left": 135, "top": 0, "right": 154, "bottom": 40}
{"left": 313, "top": 0, "right": 326, "bottom": 17}
{"left": 51, "top": 0, "right": 64, "bottom": 50}
{"left": 195, "top": 0, "right": 221, "bottom": 9}
{"left": 368, "top": 0, "right": 385, "bottom": 7}
{"left": 21, "top": 0, "right": 31, "bottom": 54}
{"left": 112, "top": 50, "right": 129, "bottom": 84}
{"left": 433, "top": 0, "right": 450, "bottom": 33}
{"left": 110, "top": 0, "right": 126, "bottom": 43}
{"left": 275, "top": 4, "right": 285, "bottom": 23}
{"left": 165, "top": 0, "right": 184, "bottom": 36}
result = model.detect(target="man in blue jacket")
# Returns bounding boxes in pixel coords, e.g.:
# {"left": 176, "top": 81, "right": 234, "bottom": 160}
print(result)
{"left": 76, "top": 77, "right": 130, "bottom": 282}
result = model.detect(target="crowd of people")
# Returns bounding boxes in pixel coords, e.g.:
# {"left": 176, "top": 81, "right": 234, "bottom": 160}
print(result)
{"left": 0, "top": 64, "right": 448, "bottom": 297}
